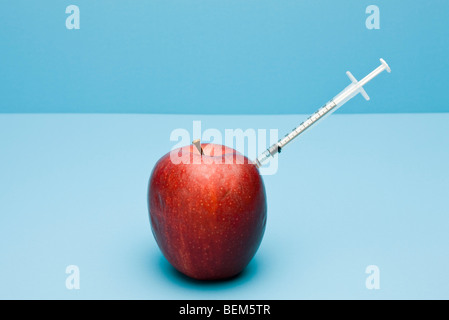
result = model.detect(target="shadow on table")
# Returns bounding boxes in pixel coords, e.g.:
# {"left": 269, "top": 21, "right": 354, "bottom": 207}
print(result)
{"left": 155, "top": 253, "right": 260, "bottom": 289}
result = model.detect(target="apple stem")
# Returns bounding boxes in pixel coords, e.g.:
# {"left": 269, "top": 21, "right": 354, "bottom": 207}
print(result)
{"left": 192, "top": 139, "right": 204, "bottom": 155}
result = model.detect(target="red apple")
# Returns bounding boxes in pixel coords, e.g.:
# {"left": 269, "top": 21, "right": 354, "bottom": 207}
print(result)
{"left": 148, "top": 143, "right": 267, "bottom": 280}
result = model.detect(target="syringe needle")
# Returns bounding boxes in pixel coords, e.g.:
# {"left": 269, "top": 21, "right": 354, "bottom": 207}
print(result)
{"left": 255, "top": 58, "right": 391, "bottom": 168}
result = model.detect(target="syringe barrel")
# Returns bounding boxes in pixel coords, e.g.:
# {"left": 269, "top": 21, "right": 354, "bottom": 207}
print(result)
{"left": 255, "top": 85, "right": 366, "bottom": 167}
{"left": 331, "top": 83, "right": 360, "bottom": 108}
{"left": 277, "top": 99, "right": 338, "bottom": 150}
{"left": 256, "top": 99, "right": 338, "bottom": 167}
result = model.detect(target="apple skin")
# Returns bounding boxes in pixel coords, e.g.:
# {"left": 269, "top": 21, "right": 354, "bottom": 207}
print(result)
{"left": 148, "top": 143, "right": 267, "bottom": 280}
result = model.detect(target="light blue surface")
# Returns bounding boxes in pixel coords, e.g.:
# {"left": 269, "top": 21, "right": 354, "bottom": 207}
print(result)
{"left": 0, "top": 113, "right": 448, "bottom": 299}
{"left": 1, "top": 1, "right": 449, "bottom": 114}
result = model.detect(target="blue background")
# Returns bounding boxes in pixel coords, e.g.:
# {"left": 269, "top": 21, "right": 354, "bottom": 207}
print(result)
{"left": 1, "top": 0, "right": 449, "bottom": 114}
{"left": 1, "top": 1, "right": 449, "bottom": 300}
{"left": 1, "top": 114, "right": 448, "bottom": 299}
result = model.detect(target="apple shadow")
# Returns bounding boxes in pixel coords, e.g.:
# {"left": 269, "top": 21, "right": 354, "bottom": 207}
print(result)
{"left": 156, "top": 254, "right": 260, "bottom": 289}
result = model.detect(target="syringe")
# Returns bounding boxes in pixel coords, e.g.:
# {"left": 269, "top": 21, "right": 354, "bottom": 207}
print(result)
{"left": 255, "top": 58, "right": 391, "bottom": 168}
